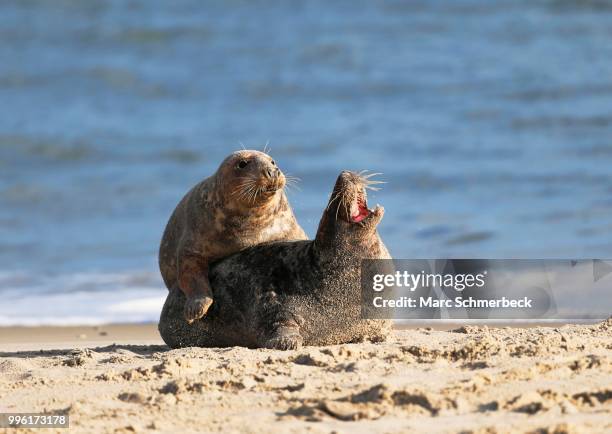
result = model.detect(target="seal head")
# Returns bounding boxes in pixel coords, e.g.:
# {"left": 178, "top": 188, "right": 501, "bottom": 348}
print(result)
{"left": 215, "top": 150, "right": 287, "bottom": 210}
{"left": 315, "top": 170, "right": 387, "bottom": 258}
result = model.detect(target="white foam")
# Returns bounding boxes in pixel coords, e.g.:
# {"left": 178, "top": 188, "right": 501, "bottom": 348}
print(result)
{"left": 0, "top": 270, "right": 167, "bottom": 326}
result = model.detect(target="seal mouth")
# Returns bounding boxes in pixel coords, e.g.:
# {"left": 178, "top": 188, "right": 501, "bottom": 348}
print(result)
{"left": 351, "top": 190, "right": 371, "bottom": 223}
{"left": 317, "top": 170, "right": 385, "bottom": 240}
{"left": 326, "top": 170, "right": 384, "bottom": 225}
{"left": 261, "top": 175, "right": 285, "bottom": 195}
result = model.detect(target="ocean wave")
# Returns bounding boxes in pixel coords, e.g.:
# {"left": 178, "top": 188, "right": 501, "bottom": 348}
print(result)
{"left": 0, "top": 270, "right": 166, "bottom": 326}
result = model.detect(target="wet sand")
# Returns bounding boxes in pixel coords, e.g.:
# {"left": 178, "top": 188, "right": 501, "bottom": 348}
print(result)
{"left": 0, "top": 320, "right": 610, "bottom": 433}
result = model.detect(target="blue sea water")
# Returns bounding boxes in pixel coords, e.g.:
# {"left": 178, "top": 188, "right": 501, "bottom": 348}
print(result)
{"left": 1, "top": 0, "right": 612, "bottom": 324}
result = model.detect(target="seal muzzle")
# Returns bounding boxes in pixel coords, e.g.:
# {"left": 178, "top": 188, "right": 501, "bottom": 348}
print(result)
{"left": 326, "top": 170, "right": 384, "bottom": 227}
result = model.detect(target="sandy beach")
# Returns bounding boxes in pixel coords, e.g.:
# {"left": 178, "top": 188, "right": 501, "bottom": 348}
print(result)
{"left": 1, "top": 320, "right": 610, "bottom": 433}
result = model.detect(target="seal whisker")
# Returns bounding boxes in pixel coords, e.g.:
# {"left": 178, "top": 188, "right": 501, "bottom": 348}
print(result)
{"left": 235, "top": 187, "right": 248, "bottom": 201}
{"left": 231, "top": 179, "right": 256, "bottom": 189}
{"left": 251, "top": 184, "right": 263, "bottom": 204}
{"left": 363, "top": 180, "right": 385, "bottom": 191}
{"left": 285, "top": 178, "right": 301, "bottom": 189}
{"left": 256, "top": 185, "right": 264, "bottom": 202}
{"left": 234, "top": 175, "right": 260, "bottom": 182}
{"left": 235, "top": 180, "right": 256, "bottom": 200}
{"left": 242, "top": 185, "right": 257, "bottom": 201}
{"left": 232, "top": 179, "right": 258, "bottom": 189}
{"left": 243, "top": 188, "right": 253, "bottom": 203}
{"left": 335, "top": 187, "right": 348, "bottom": 222}
{"left": 284, "top": 173, "right": 301, "bottom": 182}
{"left": 335, "top": 196, "right": 343, "bottom": 221}
{"left": 342, "top": 194, "right": 351, "bottom": 223}
{"left": 285, "top": 183, "right": 301, "bottom": 193}
{"left": 245, "top": 184, "right": 257, "bottom": 203}
{"left": 230, "top": 186, "right": 246, "bottom": 197}
{"left": 231, "top": 179, "right": 258, "bottom": 197}
{"left": 361, "top": 172, "right": 383, "bottom": 179}
{"left": 231, "top": 178, "right": 259, "bottom": 192}
{"left": 358, "top": 171, "right": 386, "bottom": 192}
{"left": 326, "top": 190, "right": 343, "bottom": 211}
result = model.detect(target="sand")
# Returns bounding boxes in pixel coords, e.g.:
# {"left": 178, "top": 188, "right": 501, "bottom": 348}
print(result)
{"left": 0, "top": 320, "right": 610, "bottom": 433}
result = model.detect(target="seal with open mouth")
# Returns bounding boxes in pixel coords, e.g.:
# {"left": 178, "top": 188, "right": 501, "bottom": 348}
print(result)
{"left": 158, "top": 150, "right": 307, "bottom": 324}
{"left": 158, "top": 170, "right": 392, "bottom": 349}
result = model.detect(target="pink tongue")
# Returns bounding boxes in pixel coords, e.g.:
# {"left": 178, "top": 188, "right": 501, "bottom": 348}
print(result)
{"left": 352, "top": 206, "right": 368, "bottom": 222}
{"left": 352, "top": 213, "right": 366, "bottom": 222}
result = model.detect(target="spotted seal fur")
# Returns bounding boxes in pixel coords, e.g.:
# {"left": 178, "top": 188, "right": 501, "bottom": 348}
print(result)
{"left": 159, "top": 170, "right": 392, "bottom": 349}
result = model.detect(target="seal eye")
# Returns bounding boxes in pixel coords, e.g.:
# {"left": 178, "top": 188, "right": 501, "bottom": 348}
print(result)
{"left": 271, "top": 160, "right": 276, "bottom": 166}
{"left": 237, "top": 160, "right": 249, "bottom": 169}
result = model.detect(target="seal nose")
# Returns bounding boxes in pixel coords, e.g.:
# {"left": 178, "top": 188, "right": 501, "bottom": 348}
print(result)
{"left": 264, "top": 167, "right": 280, "bottom": 180}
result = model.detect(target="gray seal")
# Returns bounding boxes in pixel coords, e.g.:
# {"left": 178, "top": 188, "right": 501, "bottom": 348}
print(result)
{"left": 158, "top": 150, "right": 307, "bottom": 324}
{"left": 158, "top": 170, "right": 392, "bottom": 349}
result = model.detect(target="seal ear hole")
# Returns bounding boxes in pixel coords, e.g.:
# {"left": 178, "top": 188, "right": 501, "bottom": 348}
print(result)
{"left": 237, "top": 160, "right": 249, "bottom": 169}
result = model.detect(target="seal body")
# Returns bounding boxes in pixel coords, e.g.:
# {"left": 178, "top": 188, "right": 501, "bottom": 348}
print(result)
{"left": 159, "top": 150, "right": 307, "bottom": 323}
{"left": 159, "top": 171, "right": 392, "bottom": 349}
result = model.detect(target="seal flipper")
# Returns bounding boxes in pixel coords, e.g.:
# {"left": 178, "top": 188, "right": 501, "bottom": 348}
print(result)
{"left": 178, "top": 254, "right": 215, "bottom": 323}
{"left": 263, "top": 326, "right": 303, "bottom": 350}
{"left": 184, "top": 294, "right": 213, "bottom": 324}
{"left": 257, "top": 290, "right": 304, "bottom": 350}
